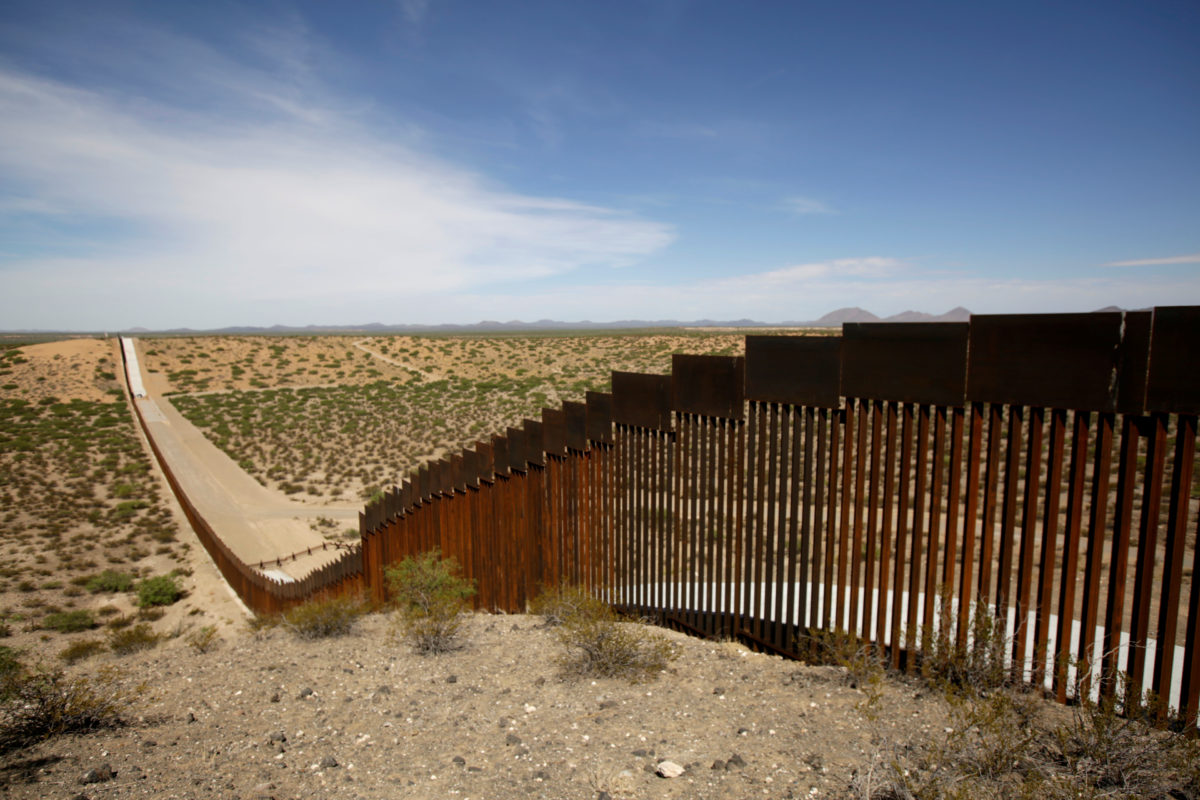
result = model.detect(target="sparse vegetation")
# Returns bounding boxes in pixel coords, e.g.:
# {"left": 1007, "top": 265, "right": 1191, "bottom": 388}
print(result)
{"left": 136, "top": 574, "right": 181, "bottom": 607}
{"left": 280, "top": 595, "right": 365, "bottom": 640}
{"left": 386, "top": 550, "right": 476, "bottom": 654}
{"left": 540, "top": 585, "right": 677, "bottom": 683}
{"left": 86, "top": 569, "right": 135, "bottom": 594}
{"left": 107, "top": 623, "right": 161, "bottom": 655}
{"left": 185, "top": 625, "right": 220, "bottom": 653}
{"left": 58, "top": 638, "right": 106, "bottom": 664}
{"left": 0, "top": 660, "right": 127, "bottom": 754}
{"left": 41, "top": 609, "right": 96, "bottom": 633}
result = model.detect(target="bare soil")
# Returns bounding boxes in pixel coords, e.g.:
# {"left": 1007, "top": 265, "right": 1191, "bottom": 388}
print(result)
{"left": 1, "top": 612, "right": 951, "bottom": 800}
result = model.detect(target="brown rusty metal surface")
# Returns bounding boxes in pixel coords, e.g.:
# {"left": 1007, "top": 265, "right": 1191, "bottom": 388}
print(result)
{"left": 523, "top": 419, "right": 545, "bottom": 467}
{"left": 542, "top": 408, "right": 567, "bottom": 456}
{"left": 505, "top": 428, "right": 527, "bottom": 472}
{"left": 744, "top": 334, "right": 841, "bottom": 407}
{"left": 1145, "top": 306, "right": 1200, "bottom": 414}
{"left": 1116, "top": 311, "right": 1152, "bottom": 414}
{"left": 612, "top": 371, "right": 672, "bottom": 430}
{"left": 842, "top": 323, "right": 968, "bottom": 406}
{"left": 563, "top": 400, "right": 588, "bottom": 451}
{"left": 967, "top": 313, "right": 1122, "bottom": 410}
{"left": 586, "top": 391, "right": 614, "bottom": 443}
{"left": 671, "top": 354, "right": 746, "bottom": 419}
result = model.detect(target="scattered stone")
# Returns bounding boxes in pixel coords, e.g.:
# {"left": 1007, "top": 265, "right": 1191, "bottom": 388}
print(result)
{"left": 498, "top": 716, "right": 510, "bottom": 729}
{"left": 446, "top": 674, "right": 457, "bottom": 684}
{"left": 80, "top": 764, "right": 114, "bottom": 784}
{"left": 599, "top": 700, "right": 617, "bottom": 710}
{"left": 299, "top": 687, "right": 314, "bottom": 699}
{"left": 805, "top": 753, "right": 825, "bottom": 773}
{"left": 712, "top": 759, "right": 726, "bottom": 770}
{"left": 535, "top": 770, "right": 550, "bottom": 781}
{"left": 452, "top": 756, "right": 466, "bottom": 766}
{"left": 656, "top": 760, "right": 685, "bottom": 778}
{"left": 269, "top": 692, "right": 280, "bottom": 703}
{"left": 320, "top": 756, "right": 339, "bottom": 769}
{"left": 467, "top": 766, "right": 483, "bottom": 773}
{"left": 631, "top": 748, "right": 648, "bottom": 757}
{"left": 726, "top": 753, "right": 747, "bottom": 771}
{"left": 268, "top": 731, "right": 287, "bottom": 743}
{"left": 505, "top": 733, "right": 522, "bottom": 746}
{"left": 598, "top": 792, "right": 611, "bottom": 800}
{"left": 376, "top": 684, "right": 391, "bottom": 695}
{"left": 185, "top": 712, "right": 196, "bottom": 723}
{"left": 713, "top": 687, "right": 725, "bottom": 695}
{"left": 534, "top": 676, "right": 546, "bottom": 687}
{"left": 737, "top": 727, "right": 750, "bottom": 736}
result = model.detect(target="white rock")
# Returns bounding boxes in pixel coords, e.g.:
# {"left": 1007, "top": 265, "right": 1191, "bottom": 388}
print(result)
{"left": 656, "top": 760, "right": 685, "bottom": 778}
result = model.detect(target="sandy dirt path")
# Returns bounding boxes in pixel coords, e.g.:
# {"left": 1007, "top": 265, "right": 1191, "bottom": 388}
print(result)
{"left": 126, "top": 339, "right": 361, "bottom": 579}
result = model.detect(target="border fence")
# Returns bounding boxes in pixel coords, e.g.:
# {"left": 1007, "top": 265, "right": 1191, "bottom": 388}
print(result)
{"left": 359, "top": 307, "right": 1200, "bottom": 723}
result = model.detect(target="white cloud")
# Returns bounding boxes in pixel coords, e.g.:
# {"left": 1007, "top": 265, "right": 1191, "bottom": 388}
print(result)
{"left": 782, "top": 196, "right": 835, "bottom": 215}
{"left": 0, "top": 59, "right": 672, "bottom": 326}
{"left": 1103, "top": 253, "right": 1200, "bottom": 267}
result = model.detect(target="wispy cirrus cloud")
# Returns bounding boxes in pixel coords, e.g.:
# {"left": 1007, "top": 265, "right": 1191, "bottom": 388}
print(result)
{"left": 782, "top": 195, "right": 835, "bottom": 215}
{"left": 1103, "top": 252, "right": 1200, "bottom": 267}
{"left": 0, "top": 28, "right": 672, "bottom": 328}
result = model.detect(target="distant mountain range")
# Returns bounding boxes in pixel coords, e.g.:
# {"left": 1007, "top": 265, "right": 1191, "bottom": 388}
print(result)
{"left": 104, "top": 307, "right": 974, "bottom": 335}
{"left": 11, "top": 306, "right": 1151, "bottom": 335}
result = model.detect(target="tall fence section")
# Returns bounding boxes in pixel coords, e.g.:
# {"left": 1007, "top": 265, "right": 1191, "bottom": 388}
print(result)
{"left": 361, "top": 308, "right": 1200, "bottom": 723}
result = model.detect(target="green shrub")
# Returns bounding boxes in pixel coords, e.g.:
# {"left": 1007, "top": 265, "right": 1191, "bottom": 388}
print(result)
{"left": 0, "top": 664, "right": 126, "bottom": 754}
{"left": 58, "top": 639, "right": 106, "bottom": 664}
{"left": 42, "top": 610, "right": 96, "bottom": 633}
{"left": 86, "top": 570, "right": 134, "bottom": 594}
{"left": 386, "top": 550, "right": 475, "bottom": 655}
{"left": 136, "top": 575, "right": 180, "bottom": 607}
{"left": 108, "top": 623, "right": 160, "bottom": 655}
{"left": 281, "top": 595, "right": 364, "bottom": 640}
{"left": 542, "top": 586, "right": 676, "bottom": 682}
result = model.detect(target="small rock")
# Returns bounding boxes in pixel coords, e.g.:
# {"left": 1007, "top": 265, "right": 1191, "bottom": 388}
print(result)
{"left": 726, "top": 753, "right": 747, "bottom": 771}
{"left": 498, "top": 716, "right": 510, "bottom": 729}
{"left": 268, "top": 731, "right": 287, "bottom": 743}
{"left": 597, "top": 792, "right": 611, "bottom": 800}
{"left": 805, "top": 753, "right": 825, "bottom": 772}
{"left": 80, "top": 764, "right": 114, "bottom": 784}
{"left": 511, "top": 623, "right": 520, "bottom": 631}
{"left": 185, "top": 712, "right": 196, "bottom": 723}
{"left": 269, "top": 692, "right": 280, "bottom": 703}
{"left": 446, "top": 675, "right": 457, "bottom": 684}
{"left": 656, "top": 760, "right": 685, "bottom": 778}
{"left": 631, "top": 748, "right": 648, "bottom": 757}
{"left": 376, "top": 684, "right": 391, "bottom": 695}
{"left": 320, "top": 756, "right": 338, "bottom": 769}
{"left": 713, "top": 687, "right": 725, "bottom": 695}
{"left": 737, "top": 727, "right": 750, "bottom": 736}
{"left": 535, "top": 770, "right": 550, "bottom": 781}
{"left": 599, "top": 700, "right": 617, "bottom": 710}
{"left": 299, "top": 687, "right": 314, "bottom": 699}
{"left": 712, "top": 759, "right": 725, "bottom": 770}
{"left": 452, "top": 756, "right": 466, "bottom": 766}
{"left": 467, "top": 766, "right": 483, "bottom": 773}
{"left": 534, "top": 676, "right": 546, "bottom": 687}
{"left": 505, "top": 733, "right": 522, "bottom": 746}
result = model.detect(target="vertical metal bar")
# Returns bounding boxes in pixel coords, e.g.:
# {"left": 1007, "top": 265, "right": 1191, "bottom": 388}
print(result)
{"left": 790, "top": 408, "right": 811, "bottom": 645}
{"left": 996, "top": 404, "right": 1025, "bottom": 632}
{"left": 1033, "top": 408, "right": 1066, "bottom": 690}
{"left": 809, "top": 408, "right": 827, "bottom": 633}
{"left": 923, "top": 406, "right": 947, "bottom": 643}
{"left": 732, "top": 416, "right": 746, "bottom": 636}
{"left": 1128, "top": 414, "right": 1167, "bottom": 709}
{"left": 1079, "top": 412, "right": 1115, "bottom": 698}
{"left": 1013, "top": 405, "right": 1043, "bottom": 682}
{"left": 1153, "top": 413, "right": 1197, "bottom": 719}
{"left": 891, "top": 403, "right": 913, "bottom": 670}
{"left": 876, "top": 402, "right": 898, "bottom": 651}
{"left": 907, "top": 403, "right": 931, "bottom": 668}
{"left": 716, "top": 420, "right": 729, "bottom": 635}
{"left": 851, "top": 398, "right": 869, "bottom": 637}
{"left": 865, "top": 401, "right": 884, "bottom": 644}
{"left": 979, "top": 404, "right": 1005, "bottom": 612}
{"left": 837, "top": 399, "right": 856, "bottom": 632}
{"left": 957, "top": 404, "right": 984, "bottom": 650}
{"left": 819, "top": 405, "right": 841, "bottom": 631}
{"left": 773, "top": 406, "right": 793, "bottom": 649}
{"left": 1101, "top": 415, "right": 1140, "bottom": 698}
{"left": 1054, "top": 411, "right": 1090, "bottom": 702}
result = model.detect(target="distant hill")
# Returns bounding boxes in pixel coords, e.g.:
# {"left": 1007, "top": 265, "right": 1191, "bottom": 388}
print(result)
{"left": 4, "top": 307, "right": 982, "bottom": 335}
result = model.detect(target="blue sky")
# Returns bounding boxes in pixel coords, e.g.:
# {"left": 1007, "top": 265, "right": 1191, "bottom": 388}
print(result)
{"left": 1, "top": 1, "right": 1198, "bottom": 329}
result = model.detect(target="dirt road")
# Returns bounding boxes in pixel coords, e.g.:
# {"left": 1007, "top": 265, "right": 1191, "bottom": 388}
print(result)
{"left": 124, "top": 338, "right": 361, "bottom": 580}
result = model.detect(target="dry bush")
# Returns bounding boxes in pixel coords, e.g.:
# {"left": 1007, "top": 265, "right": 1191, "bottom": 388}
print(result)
{"left": 529, "top": 583, "right": 596, "bottom": 627}
{"left": 58, "top": 638, "right": 106, "bottom": 664}
{"left": 386, "top": 550, "right": 475, "bottom": 655}
{"left": 281, "top": 595, "right": 365, "bottom": 640}
{"left": 541, "top": 587, "right": 676, "bottom": 683}
{"left": 0, "top": 661, "right": 127, "bottom": 754}
{"left": 185, "top": 625, "right": 220, "bottom": 654}
{"left": 107, "top": 623, "right": 160, "bottom": 655}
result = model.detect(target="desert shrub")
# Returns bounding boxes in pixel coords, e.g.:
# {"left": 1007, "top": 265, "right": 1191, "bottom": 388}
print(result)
{"left": 544, "top": 587, "right": 676, "bottom": 682}
{"left": 86, "top": 569, "right": 134, "bottom": 594}
{"left": 386, "top": 550, "right": 475, "bottom": 655}
{"left": 529, "top": 583, "right": 596, "bottom": 626}
{"left": 42, "top": 609, "right": 96, "bottom": 633}
{"left": 135, "top": 574, "right": 180, "bottom": 607}
{"left": 918, "top": 596, "right": 1010, "bottom": 694}
{"left": 281, "top": 595, "right": 364, "bottom": 640}
{"left": 108, "top": 623, "right": 160, "bottom": 655}
{"left": 59, "top": 639, "right": 106, "bottom": 664}
{"left": 0, "top": 664, "right": 126, "bottom": 754}
{"left": 793, "top": 628, "right": 885, "bottom": 713}
{"left": 0, "top": 646, "right": 20, "bottom": 698}
{"left": 185, "top": 625, "right": 220, "bottom": 654}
